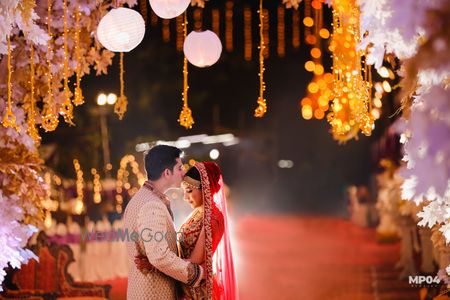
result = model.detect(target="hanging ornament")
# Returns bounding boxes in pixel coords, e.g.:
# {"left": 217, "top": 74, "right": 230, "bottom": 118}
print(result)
{"left": 225, "top": 1, "right": 233, "bottom": 52}
{"left": 178, "top": 12, "right": 194, "bottom": 129}
{"left": 243, "top": 5, "right": 252, "bottom": 61}
{"left": 327, "top": 0, "right": 373, "bottom": 142}
{"left": 97, "top": 7, "right": 146, "bottom": 52}
{"left": 2, "top": 36, "right": 20, "bottom": 132}
{"left": 42, "top": 0, "right": 59, "bottom": 132}
{"left": 277, "top": 6, "right": 285, "bottom": 57}
{"left": 149, "top": 0, "right": 190, "bottom": 19}
{"left": 27, "top": 43, "right": 40, "bottom": 144}
{"left": 114, "top": 52, "right": 128, "bottom": 120}
{"left": 254, "top": 0, "right": 267, "bottom": 118}
{"left": 61, "top": 0, "right": 74, "bottom": 126}
{"left": 73, "top": 4, "right": 84, "bottom": 106}
{"left": 183, "top": 30, "right": 222, "bottom": 68}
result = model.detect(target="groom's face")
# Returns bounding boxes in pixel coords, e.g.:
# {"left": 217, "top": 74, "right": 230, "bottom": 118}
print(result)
{"left": 167, "top": 158, "right": 185, "bottom": 188}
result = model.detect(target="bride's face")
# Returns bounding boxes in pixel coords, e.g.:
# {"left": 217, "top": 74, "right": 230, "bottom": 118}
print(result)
{"left": 182, "top": 183, "right": 203, "bottom": 209}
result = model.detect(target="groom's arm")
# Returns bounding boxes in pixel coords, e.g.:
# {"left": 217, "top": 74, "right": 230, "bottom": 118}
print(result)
{"left": 137, "top": 201, "right": 203, "bottom": 286}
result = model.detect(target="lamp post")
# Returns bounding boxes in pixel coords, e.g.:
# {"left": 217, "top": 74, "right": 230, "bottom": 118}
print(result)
{"left": 97, "top": 93, "right": 117, "bottom": 178}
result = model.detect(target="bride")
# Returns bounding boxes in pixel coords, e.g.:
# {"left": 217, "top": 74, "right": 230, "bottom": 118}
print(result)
{"left": 135, "top": 162, "right": 237, "bottom": 300}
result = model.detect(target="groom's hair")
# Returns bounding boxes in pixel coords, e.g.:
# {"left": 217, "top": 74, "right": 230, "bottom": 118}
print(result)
{"left": 144, "top": 145, "right": 183, "bottom": 180}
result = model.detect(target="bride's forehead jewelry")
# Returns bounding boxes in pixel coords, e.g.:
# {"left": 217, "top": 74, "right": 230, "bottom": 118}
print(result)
{"left": 183, "top": 176, "right": 201, "bottom": 189}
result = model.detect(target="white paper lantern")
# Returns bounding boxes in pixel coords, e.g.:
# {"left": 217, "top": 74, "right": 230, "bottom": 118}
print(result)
{"left": 183, "top": 30, "right": 222, "bottom": 68}
{"left": 97, "top": 8, "right": 145, "bottom": 52}
{"left": 149, "top": 0, "right": 190, "bottom": 19}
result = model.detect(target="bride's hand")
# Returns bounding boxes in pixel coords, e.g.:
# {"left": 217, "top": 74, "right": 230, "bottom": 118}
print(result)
{"left": 134, "top": 255, "right": 155, "bottom": 273}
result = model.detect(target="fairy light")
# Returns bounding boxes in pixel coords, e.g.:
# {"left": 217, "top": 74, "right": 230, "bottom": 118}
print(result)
{"left": 212, "top": 8, "right": 220, "bottom": 37}
{"left": 91, "top": 168, "right": 102, "bottom": 204}
{"left": 254, "top": 0, "right": 267, "bottom": 118}
{"left": 114, "top": 52, "right": 128, "bottom": 120}
{"left": 327, "top": 0, "right": 373, "bottom": 142}
{"left": 292, "top": 8, "right": 300, "bottom": 49}
{"left": 178, "top": 12, "right": 194, "bottom": 129}
{"left": 61, "top": 0, "right": 75, "bottom": 126}
{"left": 225, "top": 1, "right": 233, "bottom": 52}
{"left": 277, "top": 6, "right": 285, "bottom": 58}
{"left": 73, "top": 159, "right": 85, "bottom": 215}
{"left": 73, "top": 4, "right": 84, "bottom": 106}
{"left": 42, "top": 0, "right": 59, "bottom": 132}
{"left": 27, "top": 43, "right": 40, "bottom": 144}
{"left": 262, "top": 9, "right": 269, "bottom": 58}
{"left": 301, "top": 0, "right": 332, "bottom": 121}
{"left": 2, "top": 36, "right": 20, "bottom": 132}
{"left": 162, "top": 19, "right": 171, "bottom": 42}
{"left": 176, "top": 15, "right": 184, "bottom": 51}
{"left": 116, "top": 155, "right": 146, "bottom": 213}
{"left": 304, "top": 0, "right": 312, "bottom": 42}
{"left": 244, "top": 5, "right": 252, "bottom": 61}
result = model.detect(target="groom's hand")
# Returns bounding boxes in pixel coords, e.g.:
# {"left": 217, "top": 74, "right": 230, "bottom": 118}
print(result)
{"left": 134, "top": 254, "right": 156, "bottom": 273}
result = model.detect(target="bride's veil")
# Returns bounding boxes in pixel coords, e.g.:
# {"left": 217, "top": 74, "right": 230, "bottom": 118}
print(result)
{"left": 196, "top": 162, "right": 238, "bottom": 300}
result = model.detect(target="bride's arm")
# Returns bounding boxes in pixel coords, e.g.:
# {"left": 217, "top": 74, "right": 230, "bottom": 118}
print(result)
{"left": 187, "top": 226, "right": 205, "bottom": 264}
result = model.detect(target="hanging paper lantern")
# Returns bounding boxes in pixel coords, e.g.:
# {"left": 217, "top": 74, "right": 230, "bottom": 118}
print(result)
{"left": 149, "top": 0, "right": 190, "bottom": 19}
{"left": 183, "top": 30, "right": 222, "bottom": 68}
{"left": 97, "top": 8, "right": 146, "bottom": 52}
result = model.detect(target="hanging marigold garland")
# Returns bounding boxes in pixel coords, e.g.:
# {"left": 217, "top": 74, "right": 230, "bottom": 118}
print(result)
{"left": 73, "top": 3, "right": 84, "bottom": 106}
{"left": 61, "top": 0, "right": 75, "bottom": 126}
{"left": 27, "top": 43, "right": 40, "bottom": 144}
{"left": 114, "top": 52, "right": 128, "bottom": 120}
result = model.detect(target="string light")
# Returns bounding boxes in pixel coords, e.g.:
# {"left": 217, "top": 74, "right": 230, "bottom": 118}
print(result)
{"left": 277, "top": 6, "right": 285, "bottom": 58}
{"left": 114, "top": 52, "right": 128, "bottom": 120}
{"left": 91, "top": 168, "right": 102, "bottom": 204}
{"left": 2, "top": 36, "right": 20, "bottom": 132}
{"left": 254, "top": 0, "right": 267, "bottom": 118}
{"left": 178, "top": 12, "right": 194, "bottom": 129}
{"left": 244, "top": 5, "right": 252, "bottom": 61}
{"left": 225, "top": 1, "right": 233, "bottom": 52}
{"left": 327, "top": 0, "right": 373, "bottom": 142}
{"left": 304, "top": 0, "right": 312, "bottom": 42}
{"left": 116, "top": 155, "right": 145, "bottom": 213}
{"left": 61, "top": 0, "right": 75, "bottom": 126}
{"left": 27, "top": 43, "right": 40, "bottom": 144}
{"left": 162, "top": 19, "right": 171, "bottom": 42}
{"left": 42, "top": 0, "right": 59, "bottom": 132}
{"left": 73, "top": 159, "right": 85, "bottom": 215}
{"left": 73, "top": 4, "right": 84, "bottom": 106}
{"left": 292, "top": 8, "right": 300, "bottom": 49}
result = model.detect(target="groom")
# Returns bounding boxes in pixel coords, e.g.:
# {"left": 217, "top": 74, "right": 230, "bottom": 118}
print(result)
{"left": 123, "top": 145, "right": 204, "bottom": 299}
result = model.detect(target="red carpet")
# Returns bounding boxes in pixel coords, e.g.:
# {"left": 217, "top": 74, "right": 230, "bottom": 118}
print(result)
{"left": 97, "top": 215, "right": 421, "bottom": 299}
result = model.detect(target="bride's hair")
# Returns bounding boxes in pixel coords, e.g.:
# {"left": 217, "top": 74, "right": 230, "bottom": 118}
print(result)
{"left": 185, "top": 166, "right": 201, "bottom": 181}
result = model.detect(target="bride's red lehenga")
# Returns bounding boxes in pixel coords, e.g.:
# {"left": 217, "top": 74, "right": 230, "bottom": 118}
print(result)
{"left": 178, "top": 162, "right": 237, "bottom": 300}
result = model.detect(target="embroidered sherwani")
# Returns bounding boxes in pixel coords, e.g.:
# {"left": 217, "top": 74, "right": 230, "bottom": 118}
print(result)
{"left": 124, "top": 186, "right": 194, "bottom": 300}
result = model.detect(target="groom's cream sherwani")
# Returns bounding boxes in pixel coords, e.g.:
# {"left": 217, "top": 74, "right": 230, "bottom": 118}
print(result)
{"left": 124, "top": 186, "right": 192, "bottom": 299}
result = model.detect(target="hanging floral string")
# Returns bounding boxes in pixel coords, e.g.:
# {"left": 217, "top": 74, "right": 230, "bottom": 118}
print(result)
{"left": 42, "top": 0, "right": 59, "bottom": 132}
{"left": 178, "top": 11, "right": 194, "bottom": 129}
{"left": 73, "top": 3, "right": 84, "bottom": 106}
{"left": 254, "top": 0, "right": 267, "bottom": 118}
{"left": 114, "top": 52, "right": 128, "bottom": 120}
{"left": 2, "top": 36, "right": 20, "bottom": 132}
{"left": 61, "top": 0, "right": 75, "bottom": 125}
{"left": 27, "top": 43, "right": 40, "bottom": 144}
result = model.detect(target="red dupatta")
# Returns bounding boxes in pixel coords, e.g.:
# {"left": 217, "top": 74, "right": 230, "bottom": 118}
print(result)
{"left": 194, "top": 162, "right": 238, "bottom": 300}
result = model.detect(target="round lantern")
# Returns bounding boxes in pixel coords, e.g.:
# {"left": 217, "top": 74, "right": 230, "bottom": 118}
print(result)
{"left": 97, "top": 8, "right": 145, "bottom": 52}
{"left": 149, "top": 0, "right": 190, "bottom": 19}
{"left": 183, "top": 30, "right": 222, "bottom": 68}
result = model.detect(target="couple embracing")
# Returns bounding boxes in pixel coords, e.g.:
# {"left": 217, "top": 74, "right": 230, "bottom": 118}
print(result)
{"left": 123, "top": 145, "right": 237, "bottom": 299}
